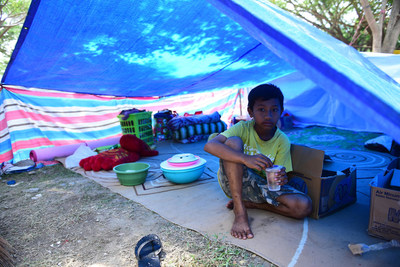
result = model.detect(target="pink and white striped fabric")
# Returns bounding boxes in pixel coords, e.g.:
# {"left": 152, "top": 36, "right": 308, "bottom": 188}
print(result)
{"left": 1, "top": 86, "right": 244, "bottom": 163}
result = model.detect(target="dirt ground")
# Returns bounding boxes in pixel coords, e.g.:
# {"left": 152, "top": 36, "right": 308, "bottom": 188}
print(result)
{"left": 0, "top": 163, "right": 272, "bottom": 267}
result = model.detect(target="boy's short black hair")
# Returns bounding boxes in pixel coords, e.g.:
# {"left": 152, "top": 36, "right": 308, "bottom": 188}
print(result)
{"left": 248, "top": 83, "right": 284, "bottom": 111}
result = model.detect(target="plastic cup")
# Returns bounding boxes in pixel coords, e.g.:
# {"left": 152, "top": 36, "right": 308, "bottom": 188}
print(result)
{"left": 265, "top": 165, "right": 283, "bottom": 191}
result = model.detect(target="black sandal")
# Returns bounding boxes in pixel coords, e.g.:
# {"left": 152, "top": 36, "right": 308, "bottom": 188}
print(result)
{"left": 135, "top": 234, "right": 164, "bottom": 267}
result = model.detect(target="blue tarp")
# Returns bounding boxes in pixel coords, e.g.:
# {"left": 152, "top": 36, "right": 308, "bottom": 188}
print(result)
{"left": 2, "top": 0, "right": 295, "bottom": 96}
{"left": 1, "top": 0, "right": 400, "bottom": 142}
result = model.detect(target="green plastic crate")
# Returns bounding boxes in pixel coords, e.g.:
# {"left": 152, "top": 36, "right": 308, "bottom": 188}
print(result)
{"left": 117, "top": 111, "right": 154, "bottom": 146}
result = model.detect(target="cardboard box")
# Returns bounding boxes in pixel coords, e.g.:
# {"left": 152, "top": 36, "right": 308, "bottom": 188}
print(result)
{"left": 368, "top": 158, "right": 400, "bottom": 241}
{"left": 288, "top": 144, "right": 357, "bottom": 219}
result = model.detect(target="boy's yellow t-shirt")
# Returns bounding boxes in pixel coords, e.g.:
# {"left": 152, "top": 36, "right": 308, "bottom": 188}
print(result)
{"left": 220, "top": 120, "right": 293, "bottom": 178}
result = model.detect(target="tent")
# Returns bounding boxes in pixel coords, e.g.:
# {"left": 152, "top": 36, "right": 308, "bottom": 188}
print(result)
{"left": 1, "top": 0, "right": 400, "bottom": 163}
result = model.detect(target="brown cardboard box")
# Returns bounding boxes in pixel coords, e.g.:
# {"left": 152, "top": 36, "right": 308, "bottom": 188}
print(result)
{"left": 368, "top": 158, "right": 400, "bottom": 241}
{"left": 288, "top": 144, "right": 357, "bottom": 219}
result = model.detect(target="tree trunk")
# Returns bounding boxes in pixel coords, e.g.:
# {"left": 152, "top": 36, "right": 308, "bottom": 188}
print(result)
{"left": 360, "top": 0, "right": 386, "bottom": 52}
{"left": 382, "top": 0, "right": 400, "bottom": 53}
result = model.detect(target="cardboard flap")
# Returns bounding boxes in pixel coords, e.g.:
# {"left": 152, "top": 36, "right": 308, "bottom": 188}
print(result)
{"left": 371, "top": 169, "right": 394, "bottom": 188}
{"left": 386, "top": 158, "right": 400, "bottom": 174}
{"left": 390, "top": 169, "right": 400, "bottom": 189}
{"left": 291, "top": 144, "right": 324, "bottom": 180}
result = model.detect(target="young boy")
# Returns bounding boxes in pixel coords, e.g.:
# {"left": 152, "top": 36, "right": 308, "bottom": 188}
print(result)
{"left": 204, "top": 84, "right": 312, "bottom": 240}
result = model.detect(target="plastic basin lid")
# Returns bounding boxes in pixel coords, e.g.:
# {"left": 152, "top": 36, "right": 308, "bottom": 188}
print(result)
{"left": 168, "top": 153, "right": 198, "bottom": 163}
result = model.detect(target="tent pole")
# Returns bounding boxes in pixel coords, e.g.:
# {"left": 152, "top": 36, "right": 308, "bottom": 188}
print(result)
{"left": 239, "top": 89, "right": 242, "bottom": 116}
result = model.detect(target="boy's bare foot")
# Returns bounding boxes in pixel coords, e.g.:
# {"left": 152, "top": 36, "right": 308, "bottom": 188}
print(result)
{"left": 231, "top": 213, "right": 254, "bottom": 239}
{"left": 229, "top": 202, "right": 254, "bottom": 240}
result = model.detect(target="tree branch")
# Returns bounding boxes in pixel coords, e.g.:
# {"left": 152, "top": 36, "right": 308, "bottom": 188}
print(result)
{"left": 360, "top": 0, "right": 379, "bottom": 34}
{"left": 378, "top": 0, "right": 388, "bottom": 28}
{"left": 382, "top": 0, "right": 400, "bottom": 52}
{"left": 360, "top": 0, "right": 382, "bottom": 51}
{"left": 0, "top": 24, "right": 12, "bottom": 40}
{"left": 350, "top": 15, "right": 365, "bottom": 46}
{"left": 0, "top": 0, "right": 10, "bottom": 21}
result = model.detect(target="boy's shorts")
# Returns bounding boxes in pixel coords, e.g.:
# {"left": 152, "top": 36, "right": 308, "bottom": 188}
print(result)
{"left": 218, "top": 160, "right": 306, "bottom": 207}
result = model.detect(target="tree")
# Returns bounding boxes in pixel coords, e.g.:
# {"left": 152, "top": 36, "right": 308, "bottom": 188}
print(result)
{"left": 0, "top": 0, "right": 30, "bottom": 74}
{"left": 271, "top": 0, "right": 400, "bottom": 53}
{"left": 361, "top": 0, "right": 400, "bottom": 53}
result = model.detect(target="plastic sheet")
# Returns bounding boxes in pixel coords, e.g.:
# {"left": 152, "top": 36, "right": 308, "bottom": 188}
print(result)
{"left": 29, "top": 137, "right": 121, "bottom": 162}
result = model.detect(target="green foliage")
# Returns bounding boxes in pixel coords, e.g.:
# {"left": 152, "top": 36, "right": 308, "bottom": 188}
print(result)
{"left": 0, "top": 0, "right": 31, "bottom": 75}
{"left": 270, "top": 0, "right": 397, "bottom": 52}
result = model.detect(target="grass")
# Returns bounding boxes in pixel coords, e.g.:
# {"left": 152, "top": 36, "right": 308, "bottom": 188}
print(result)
{"left": 0, "top": 164, "right": 272, "bottom": 266}
{"left": 185, "top": 234, "right": 271, "bottom": 267}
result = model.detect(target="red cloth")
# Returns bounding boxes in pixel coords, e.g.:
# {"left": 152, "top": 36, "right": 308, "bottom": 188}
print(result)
{"left": 120, "top": 134, "right": 158, "bottom": 157}
{"left": 79, "top": 134, "right": 158, "bottom": 171}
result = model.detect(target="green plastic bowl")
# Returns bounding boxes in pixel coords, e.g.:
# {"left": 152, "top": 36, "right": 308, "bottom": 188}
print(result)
{"left": 113, "top": 162, "right": 150, "bottom": 186}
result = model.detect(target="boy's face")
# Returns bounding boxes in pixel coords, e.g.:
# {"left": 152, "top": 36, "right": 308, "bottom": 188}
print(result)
{"left": 248, "top": 98, "right": 282, "bottom": 131}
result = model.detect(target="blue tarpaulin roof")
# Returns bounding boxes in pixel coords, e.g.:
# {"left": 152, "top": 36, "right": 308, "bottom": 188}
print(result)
{"left": 2, "top": 0, "right": 296, "bottom": 96}
{"left": 1, "top": 0, "right": 400, "bottom": 142}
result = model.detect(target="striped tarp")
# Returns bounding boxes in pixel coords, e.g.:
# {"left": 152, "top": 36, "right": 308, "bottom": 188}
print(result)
{"left": 1, "top": 86, "right": 243, "bottom": 163}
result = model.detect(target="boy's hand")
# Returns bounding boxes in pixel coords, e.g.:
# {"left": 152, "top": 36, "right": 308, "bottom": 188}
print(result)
{"left": 243, "top": 154, "right": 273, "bottom": 171}
{"left": 275, "top": 167, "right": 288, "bottom": 185}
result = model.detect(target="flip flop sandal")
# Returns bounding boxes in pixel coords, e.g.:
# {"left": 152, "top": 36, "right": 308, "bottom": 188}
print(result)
{"left": 135, "top": 234, "right": 164, "bottom": 267}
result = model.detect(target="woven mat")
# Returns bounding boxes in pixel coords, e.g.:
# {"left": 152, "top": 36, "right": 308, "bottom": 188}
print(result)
{"left": 73, "top": 165, "right": 216, "bottom": 196}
